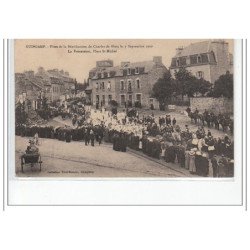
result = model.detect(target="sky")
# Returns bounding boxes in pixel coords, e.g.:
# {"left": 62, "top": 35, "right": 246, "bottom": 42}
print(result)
{"left": 15, "top": 39, "right": 234, "bottom": 83}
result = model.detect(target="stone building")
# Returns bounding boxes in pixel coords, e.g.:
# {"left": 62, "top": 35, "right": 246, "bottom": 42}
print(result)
{"left": 15, "top": 67, "right": 75, "bottom": 107}
{"left": 15, "top": 73, "right": 44, "bottom": 109}
{"left": 170, "top": 40, "right": 233, "bottom": 84}
{"left": 89, "top": 57, "right": 168, "bottom": 108}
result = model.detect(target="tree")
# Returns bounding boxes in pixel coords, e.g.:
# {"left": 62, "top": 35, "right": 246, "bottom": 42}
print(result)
{"left": 197, "top": 78, "right": 212, "bottom": 96}
{"left": 152, "top": 71, "right": 176, "bottom": 110}
{"left": 212, "top": 71, "right": 233, "bottom": 98}
{"left": 186, "top": 78, "right": 212, "bottom": 97}
{"left": 174, "top": 67, "right": 212, "bottom": 97}
{"left": 42, "top": 96, "right": 48, "bottom": 110}
{"left": 15, "top": 102, "right": 27, "bottom": 125}
{"left": 174, "top": 67, "right": 194, "bottom": 99}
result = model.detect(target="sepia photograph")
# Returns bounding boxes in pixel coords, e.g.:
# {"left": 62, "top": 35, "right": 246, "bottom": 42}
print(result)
{"left": 14, "top": 39, "right": 234, "bottom": 178}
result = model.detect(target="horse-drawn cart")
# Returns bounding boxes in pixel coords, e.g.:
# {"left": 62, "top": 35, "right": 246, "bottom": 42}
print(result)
{"left": 21, "top": 153, "right": 42, "bottom": 173}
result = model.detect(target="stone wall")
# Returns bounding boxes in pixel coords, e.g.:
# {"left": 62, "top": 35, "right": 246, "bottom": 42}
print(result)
{"left": 190, "top": 97, "right": 233, "bottom": 114}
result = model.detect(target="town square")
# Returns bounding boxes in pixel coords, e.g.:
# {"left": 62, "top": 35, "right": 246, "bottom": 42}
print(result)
{"left": 14, "top": 39, "right": 234, "bottom": 178}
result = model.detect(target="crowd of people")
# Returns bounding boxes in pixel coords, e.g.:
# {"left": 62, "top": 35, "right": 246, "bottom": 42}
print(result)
{"left": 187, "top": 107, "right": 233, "bottom": 134}
{"left": 16, "top": 104, "right": 234, "bottom": 178}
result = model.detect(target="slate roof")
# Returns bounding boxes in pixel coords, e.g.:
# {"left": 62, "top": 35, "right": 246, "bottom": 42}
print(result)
{"left": 90, "top": 60, "right": 165, "bottom": 79}
{"left": 174, "top": 41, "right": 211, "bottom": 57}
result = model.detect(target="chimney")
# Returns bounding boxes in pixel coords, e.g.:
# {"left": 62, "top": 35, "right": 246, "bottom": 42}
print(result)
{"left": 153, "top": 56, "right": 162, "bottom": 64}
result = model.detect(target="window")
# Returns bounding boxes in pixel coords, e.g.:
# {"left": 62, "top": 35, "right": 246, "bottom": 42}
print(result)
{"left": 120, "top": 80, "right": 125, "bottom": 90}
{"left": 176, "top": 59, "right": 180, "bottom": 66}
{"left": 102, "top": 95, "right": 105, "bottom": 105}
{"left": 101, "top": 82, "right": 105, "bottom": 90}
{"left": 127, "top": 68, "right": 131, "bottom": 75}
{"left": 190, "top": 55, "right": 198, "bottom": 64}
{"left": 96, "top": 82, "right": 99, "bottom": 90}
{"left": 107, "top": 81, "right": 111, "bottom": 91}
{"left": 180, "top": 57, "right": 187, "bottom": 66}
{"left": 108, "top": 95, "right": 112, "bottom": 103}
{"left": 120, "top": 95, "right": 125, "bottom": 105}
{"left": 135, "top": 67, "right": 139, "bottom": 74}
{"left": 107, "top": 72, "right": 110, "bottom": 77}
{"left": 196, "top": 71, "right": 204, "bottom": 79}
{"left": 136, "top": 94, "right": 141, "bottom": 103}
{"left": 128, "top": 80, "right": 132, "bottom": 91}
{"left": 197, "top": 56, "right": 202, "bottom": 63}
{"left": 171, "top": 58, "right": 177, "bottom": 67}
{"left": 101, "top": 72, "right": 104, "bottom": 78}
{"left": 201, "top": 54, "right": 209, "bottom": 63}
{"left": 96, "top": 95, "right": 99, "bottom": 103}
{"left": 136, "top": 79, "right": 140, "bottom": 89}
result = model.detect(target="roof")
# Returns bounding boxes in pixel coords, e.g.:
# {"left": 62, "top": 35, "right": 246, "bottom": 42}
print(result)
{"left": 175, "top": 41, "right": 211, "bottom": 57}
{"left": 89, "top": 60, "right": 165, "bottom": 79}
{"left": 125, "top": 61, "right": 162, "bottom": 72}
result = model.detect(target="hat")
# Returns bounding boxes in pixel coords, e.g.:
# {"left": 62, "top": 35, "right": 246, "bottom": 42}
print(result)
{"left": 196, "top": 151, "right": 202, "bottom": 156}
{"left": 189, "top": 151, "right": 196, "bottom": 156}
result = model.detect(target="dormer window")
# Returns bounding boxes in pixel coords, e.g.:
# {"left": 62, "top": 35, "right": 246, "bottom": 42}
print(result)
{"left": 135, "top": 67, "right": 139, "bottom": 74}
{"left": 127, "top": 68, "right": 131, "bottom": 75}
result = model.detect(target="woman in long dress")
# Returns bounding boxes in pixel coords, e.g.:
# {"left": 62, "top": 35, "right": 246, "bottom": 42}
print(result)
{"left": 185, "top": 150, "right": 190, "bottom": 170}
{"left": 189, "top": 149, "right": 196, "bottom": 174}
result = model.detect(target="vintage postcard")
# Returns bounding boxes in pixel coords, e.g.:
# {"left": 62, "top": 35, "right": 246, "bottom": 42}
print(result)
{"left": 14, "top": 39, "right": 234, "bottom": 178}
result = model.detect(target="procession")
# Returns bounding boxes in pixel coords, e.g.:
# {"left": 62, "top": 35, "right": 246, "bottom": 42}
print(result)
{"left": 16, "top": 100, "right": 234, "bottom": 177}
{"left": 14, "top": 39, "right": 234, "bottom": 177}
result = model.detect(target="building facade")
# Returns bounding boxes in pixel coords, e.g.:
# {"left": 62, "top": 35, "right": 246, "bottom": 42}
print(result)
{"left": 170, "top": 40, "right": 233, "bottom": 84}
{"left": 89, "top": 57, "right": 168, "bottom": 108}
{"left": 15, "top": 67, "right": 76, "bottom": 107}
